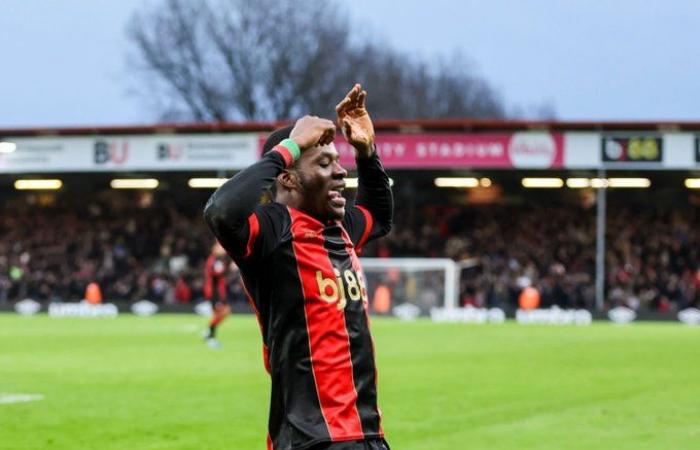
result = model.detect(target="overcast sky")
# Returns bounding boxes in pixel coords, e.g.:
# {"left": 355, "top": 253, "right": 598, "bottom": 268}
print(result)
{"left": 1, "top": 0, "right": 699, "bottom": 127}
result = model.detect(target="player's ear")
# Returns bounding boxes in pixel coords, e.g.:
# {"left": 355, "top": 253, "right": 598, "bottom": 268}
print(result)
{"left": 277, "top": 169, "right": 299, "bottom": 191}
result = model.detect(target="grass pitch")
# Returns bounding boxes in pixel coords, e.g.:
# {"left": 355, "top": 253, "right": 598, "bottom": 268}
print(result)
{"left": 1, "top": 313, "right": 698, "bottom": 450}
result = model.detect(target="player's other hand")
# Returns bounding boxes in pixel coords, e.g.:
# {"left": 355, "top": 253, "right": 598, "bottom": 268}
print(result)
{"left": 336, "top": 83, "right": 375, "bottom": 158}
{"left": 290, "top": 116, "right": 336, "bottom": 151}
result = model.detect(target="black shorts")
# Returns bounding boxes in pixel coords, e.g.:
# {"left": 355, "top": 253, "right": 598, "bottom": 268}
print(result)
{"left": 309, "top": 438, "right": 390, "bottom": 450}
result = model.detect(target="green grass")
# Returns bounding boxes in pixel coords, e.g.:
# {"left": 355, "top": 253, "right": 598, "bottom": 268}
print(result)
{"left": 1, "top": 314, "right": 699, "bottom": 450}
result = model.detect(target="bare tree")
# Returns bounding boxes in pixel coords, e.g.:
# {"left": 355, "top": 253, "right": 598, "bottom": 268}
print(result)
{"left": 127, "top": 0, "right": 515, "bottom": 121}
{"left": 129, "top": 0, "right": 226, "bottom": 121}
{"left": 346, "top": 46, "right": 507, "bottom": 119}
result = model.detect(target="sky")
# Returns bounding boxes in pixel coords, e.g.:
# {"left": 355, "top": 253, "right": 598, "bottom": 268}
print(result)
{"left": 1, "top": 0, "right": 699, "bottom": 128}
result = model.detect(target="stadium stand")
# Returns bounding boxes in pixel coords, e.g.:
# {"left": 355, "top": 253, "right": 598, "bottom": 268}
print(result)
{"left": 1, "top": 187, "right": 697, "bottom": 312}
{"left": 362, "top": 202, "right": 699, "bottom": 312}
{"left": 2, "top": 120, "right": 699, "bottom": 314}
{"left": 0, "top": 194, "right": 244, "bottom": 306}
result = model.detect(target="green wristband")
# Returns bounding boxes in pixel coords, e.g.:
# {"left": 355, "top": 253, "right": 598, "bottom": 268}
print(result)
{"left": 280, "top": 138, "right": 301, "bottom": 161}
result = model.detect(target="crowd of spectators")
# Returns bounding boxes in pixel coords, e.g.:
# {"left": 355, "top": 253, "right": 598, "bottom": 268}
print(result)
{"left": 0, "top": 194, "right": 244, "bottom": 306}
{"left": 363, "top": 202, "right": 700, "bottom": 312}
{"left": 1, "top": 191, "right": 698, "bottom": 312}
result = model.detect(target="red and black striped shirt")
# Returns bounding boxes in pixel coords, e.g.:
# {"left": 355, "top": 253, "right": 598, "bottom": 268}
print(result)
{"left": 204, "top": 146, "right": 393, "bottom": 450}
{"left": 203, "top": 254, "right": 228, "bottom": 302}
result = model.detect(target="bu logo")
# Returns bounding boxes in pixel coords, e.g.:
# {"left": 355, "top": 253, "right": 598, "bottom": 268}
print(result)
{"left": 157, "top": 143, "right": 183, "bottom": 160}
{"left": 315, "top": 268, "right": 368, "bottom": 310}
{"left": 94, "top": 140, "right": 129, "bottom": 165}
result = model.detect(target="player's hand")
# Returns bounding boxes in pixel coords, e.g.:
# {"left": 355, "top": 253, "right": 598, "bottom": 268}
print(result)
{"left": 290, "top": 116, "right": 336, "bottom": 151}
{"left": 336, "top": 84, "right": 375, "bottom": 158}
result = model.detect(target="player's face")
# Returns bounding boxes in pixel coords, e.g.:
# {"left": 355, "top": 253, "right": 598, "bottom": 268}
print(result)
{"left": 295, "top": 143, "right": 348, "bottom": 220}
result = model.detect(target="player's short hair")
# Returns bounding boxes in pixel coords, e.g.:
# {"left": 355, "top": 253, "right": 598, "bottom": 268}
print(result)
{"left": 261, "top": 125, "right": 295, "bottom": 202}
{"left": 262, "top": 125, "right": 294, "bottom": 156}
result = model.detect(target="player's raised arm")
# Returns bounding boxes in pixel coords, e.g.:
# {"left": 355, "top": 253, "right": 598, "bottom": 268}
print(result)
{"left": 337, "top": 84, "right": 393, "bottom": 244}
{"left": 204, "top": 116, "right": 335, "bottom": 257}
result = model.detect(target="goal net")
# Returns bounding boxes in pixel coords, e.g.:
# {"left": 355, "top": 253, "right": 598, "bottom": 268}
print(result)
{"left": 358, "top": 258, "right": 458, "bottom": 318}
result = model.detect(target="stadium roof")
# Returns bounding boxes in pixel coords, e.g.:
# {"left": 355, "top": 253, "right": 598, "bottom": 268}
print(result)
{"left": 2, "top": 119, "right": 700, "bottom": 137}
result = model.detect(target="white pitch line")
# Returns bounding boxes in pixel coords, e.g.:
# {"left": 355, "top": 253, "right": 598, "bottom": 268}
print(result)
{"left": 0, "top": 393, "right": 44, "bottom": 405}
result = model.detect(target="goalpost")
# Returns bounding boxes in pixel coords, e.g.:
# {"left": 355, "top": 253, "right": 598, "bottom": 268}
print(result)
{"left": 358, "top": 258, "right": 459, "bottom": 316}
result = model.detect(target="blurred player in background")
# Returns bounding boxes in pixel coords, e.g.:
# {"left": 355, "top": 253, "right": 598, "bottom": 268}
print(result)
{"left": 205, "top": 84, "right": 393, "bottom": 450}
{"left": 203, "top": 242, "right": 233, "bottom": 348}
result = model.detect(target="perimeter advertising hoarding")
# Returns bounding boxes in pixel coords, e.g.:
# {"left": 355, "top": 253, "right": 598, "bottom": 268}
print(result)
{"left": 5, "top": 131, "right": 700, "bottom": 173}
{"left": 0, "top": 134, "right": 258, "bottom": 173}
{"left": 257, "top": 132, "right": 565, "bottom": 169}
{"left": 601, "top": 135, "right": 663, "bottom": 165}
{"left": 339, "top": 132, "right": 565, "bottom": 169}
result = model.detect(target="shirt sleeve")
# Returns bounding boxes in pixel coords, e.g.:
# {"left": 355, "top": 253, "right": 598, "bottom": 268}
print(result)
{"left": 238, "top": 204, "right": 288, "bottom": 265}
{"left": 343, "top": 151, "right": 393, "bottom": 251}
{"left": 204, "top": 146, "right": 292, "bottom": 262}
